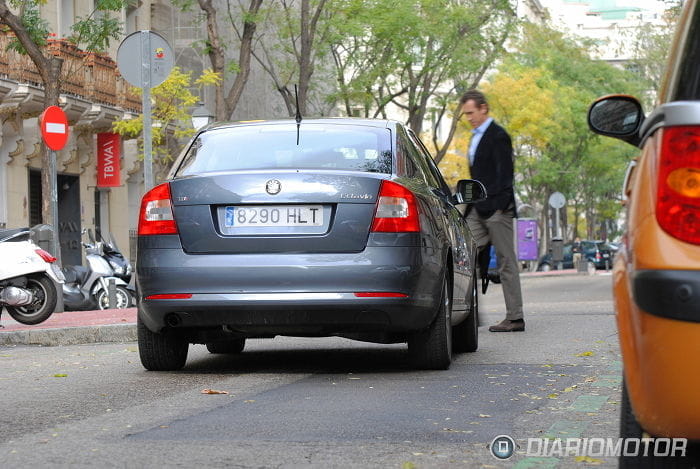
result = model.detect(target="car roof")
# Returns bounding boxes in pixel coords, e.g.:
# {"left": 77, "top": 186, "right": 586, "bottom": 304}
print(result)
{"left": 201, "top": 117, "right": 398, "bottom": 133}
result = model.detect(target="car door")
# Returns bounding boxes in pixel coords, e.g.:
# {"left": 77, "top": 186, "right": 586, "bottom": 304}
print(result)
{"left": 406, "top": 128, "right": 473, "bottom": 311}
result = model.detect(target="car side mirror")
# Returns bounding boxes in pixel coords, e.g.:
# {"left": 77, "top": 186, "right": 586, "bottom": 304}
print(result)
{"left": 454, "top": 179, "right": 487, "bottom": 205}
{"left": 587, "top": 95, "right": 644, "bottom": 147}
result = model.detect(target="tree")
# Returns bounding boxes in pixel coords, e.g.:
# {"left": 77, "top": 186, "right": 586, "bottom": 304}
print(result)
{"left": 111, "top": 67, "right": 219, "bottom": 178}
{"left": 250, "top": 0, "right": 339, "bottom": 116}
{"left": 331, "top": 0, "right": 517, "bottom": 163}
{"left": 173, "top": 0, "right": 263, "bottom": 121}
{"left": 0, "top": 0, "right": 126, "bottom": 237}
{"left": 485, "top": 22, "right": 643, "bottom": 248}
{"left": 624, "top": 1, "right": 682, "bottom": 106}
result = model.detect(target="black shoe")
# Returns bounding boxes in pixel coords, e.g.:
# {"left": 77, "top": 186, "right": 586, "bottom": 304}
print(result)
{"left": 488, "top": 319, "right": 525, "bottom": 332}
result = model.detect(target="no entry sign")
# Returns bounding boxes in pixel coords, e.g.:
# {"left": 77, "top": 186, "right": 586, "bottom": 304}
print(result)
{"left": 40, "top": 106, "right": 69, "bottom": 151}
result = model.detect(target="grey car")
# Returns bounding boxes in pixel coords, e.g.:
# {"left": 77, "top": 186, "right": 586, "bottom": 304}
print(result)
{"left": 136, "top": 118, "right": 486, "bottom": 371}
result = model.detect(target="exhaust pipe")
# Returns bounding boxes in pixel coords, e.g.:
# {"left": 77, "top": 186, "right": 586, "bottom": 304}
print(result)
{"left": 0, "top": 286, "right": 34, "bottom": 306}
{"left": 165, "top": 313, "right": 182, "bottom": 327}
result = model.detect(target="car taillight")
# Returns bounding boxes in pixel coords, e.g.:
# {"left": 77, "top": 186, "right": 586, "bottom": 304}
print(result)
{"left": 370, "top": 180, "right": 420, "bottom": 232}
{"left": 657, "top": 126, "right": 700, "bottom": 245}
{"left": 35, "top": 249, "right": 56, "bottom": 263}
{"left": 138, "top": 183, "right": 178, "bottom": 235}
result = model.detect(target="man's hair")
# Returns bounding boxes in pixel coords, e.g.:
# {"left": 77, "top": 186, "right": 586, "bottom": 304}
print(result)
{"left": 459, "top": 89, "right": 489, "bottom": 110}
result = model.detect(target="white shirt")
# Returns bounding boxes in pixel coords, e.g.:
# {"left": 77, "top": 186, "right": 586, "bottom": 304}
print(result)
{"left": 468, "top": 117, "right": 493, "bottom": 165}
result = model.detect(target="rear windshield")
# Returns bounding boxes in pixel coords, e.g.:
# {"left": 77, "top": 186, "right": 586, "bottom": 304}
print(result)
{"left": 175, "top": 123, "right": 393, "bottom": 176}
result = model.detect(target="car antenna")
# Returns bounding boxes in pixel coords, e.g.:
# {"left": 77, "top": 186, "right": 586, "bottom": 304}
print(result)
{"left": 294, "top": 84, "right": 302, "bottom": 145}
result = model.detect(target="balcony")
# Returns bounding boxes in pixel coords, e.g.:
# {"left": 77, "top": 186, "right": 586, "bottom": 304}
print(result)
{"left": 0, "top": 32, "right": 141, "bottom": 114}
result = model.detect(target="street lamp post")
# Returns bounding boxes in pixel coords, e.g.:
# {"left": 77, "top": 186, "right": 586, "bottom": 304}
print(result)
{"left": 192, "top": 102, "right": 214, "bottom": 130}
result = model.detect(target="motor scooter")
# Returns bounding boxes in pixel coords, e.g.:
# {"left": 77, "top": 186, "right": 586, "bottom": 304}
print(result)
{"left": 62, "top": 230, "right": 132, "bottom": 311}
{"left": 0, "top": 227, "right": 64, "bottom": 324}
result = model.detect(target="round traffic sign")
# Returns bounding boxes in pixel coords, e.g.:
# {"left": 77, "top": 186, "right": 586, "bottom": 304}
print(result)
{"left": 549, "top": 191, "right": 566, "bottom": 209}
{"left": 39, "top": 106, "right": 69, "bottom": 151}
{"left": 117, "top": 31, "right": 173, "bottom": 88}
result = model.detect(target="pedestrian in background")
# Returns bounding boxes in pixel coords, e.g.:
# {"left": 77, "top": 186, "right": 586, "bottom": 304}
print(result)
{"left": 460, "top": 89, "right": 525, "bottom": 332}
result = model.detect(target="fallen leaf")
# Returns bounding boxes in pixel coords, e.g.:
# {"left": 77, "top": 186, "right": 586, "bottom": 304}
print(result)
{"left": 547, "top": 393, "right": 558, "bottom": 399}
{"left": 575, "top": 455, "right": 603, "bottom": 464}
{"left": 563, "top": 386, "right": 577, "bottom": 392}
{"left": 53, "top": 373, "right": 67, "bottom": 377}
{"left": 201, "top": 389, "right": 229, "bottom": 395}
{"left": 576, "top": 351, "right": 595, "bottom": 357}
{"left": 478, "top": 414, "right": 491, "bottom": 418}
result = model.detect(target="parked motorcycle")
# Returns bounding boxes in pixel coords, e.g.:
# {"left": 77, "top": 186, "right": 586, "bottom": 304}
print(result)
{"left": 0, "top": 227, "right": 64, "bottom": 324}
{"left": 96, "top": 231, "right": 132, "bottom": 284}
{"left": 62, "top": 230, "right": 132, "bottom": 311}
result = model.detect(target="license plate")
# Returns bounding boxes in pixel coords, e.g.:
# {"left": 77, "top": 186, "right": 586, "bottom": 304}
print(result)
{"left": 225, "top": 205, "right": 323, "bottom": 227}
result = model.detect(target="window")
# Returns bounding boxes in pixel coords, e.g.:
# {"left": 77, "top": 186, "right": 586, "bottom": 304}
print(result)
{"left": 176, "top": 123, "right": 393, "bottom": 176}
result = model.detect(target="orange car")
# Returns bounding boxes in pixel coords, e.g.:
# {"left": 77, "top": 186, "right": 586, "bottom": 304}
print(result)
{"left": 587, "top": 0, "right": 700, "bottom": 465}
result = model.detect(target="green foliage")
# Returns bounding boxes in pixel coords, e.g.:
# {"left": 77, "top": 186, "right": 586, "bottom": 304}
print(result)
{"left": 331, "top": 0, "right": 516, "bottom": 131}
{"left": 111, "top": 67, "right": 206, "bottom": 164}
{"left": 6, "top": 2, "right": 49, "bottom": 53}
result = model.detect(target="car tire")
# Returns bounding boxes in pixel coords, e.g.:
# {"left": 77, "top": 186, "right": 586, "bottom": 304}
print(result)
{"left": 137, "top": 315, "right": 188, "bottom": 371}
{"left": 540, "top": 263, "right": 551, "bottom": 272}
{"left": 619, "top": 378, "right": 699, "bottom": 468}
{"left": 408, "top": 275, "right": 452, "bottom": 370}
{"left": 453, "top": 269, "right": 478, "bottom": 353}
{"left": 96, "top": 286, "right": 132, "bottom": 310}
{"left": 206, "top": 338, "right": 246, "bottom": 354}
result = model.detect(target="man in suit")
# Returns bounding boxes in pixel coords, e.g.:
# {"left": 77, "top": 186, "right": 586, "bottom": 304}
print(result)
{"left": 460, "top": 89, "right": 525, "bottom": 332}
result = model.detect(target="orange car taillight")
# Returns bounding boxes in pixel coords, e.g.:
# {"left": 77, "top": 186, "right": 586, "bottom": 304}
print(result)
{"left": 138, "top": 183, "right": 178, "bottom": 235}
{"left": 657, "top": 126, "right": 700, "bottom": 245}
{"left": 370, "top": 180, "right": 420, "bottom": 233}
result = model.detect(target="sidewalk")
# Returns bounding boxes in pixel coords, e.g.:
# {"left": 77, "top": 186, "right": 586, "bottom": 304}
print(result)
{"left": 0, "top": 307, "right": 136, "bottom": 346}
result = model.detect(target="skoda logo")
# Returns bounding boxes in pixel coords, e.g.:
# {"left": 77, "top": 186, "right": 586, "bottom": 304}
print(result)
{"left": 266, "top": 179, "right": 281, "bottom": 195}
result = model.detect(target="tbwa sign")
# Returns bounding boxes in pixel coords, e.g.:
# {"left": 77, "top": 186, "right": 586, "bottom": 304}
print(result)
{"left": 96, "top": 133, "right": 121, "bottom": 187}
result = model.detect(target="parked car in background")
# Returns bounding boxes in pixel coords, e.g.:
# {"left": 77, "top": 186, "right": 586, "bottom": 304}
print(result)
{"left": 588, "top": 0, "right": 700, "bottom": 465}
{"left": 536, "top": 240, "right": 613, "bottom": 272}
{"left": 136, "top": 118, "right": 487, "bottom": 372}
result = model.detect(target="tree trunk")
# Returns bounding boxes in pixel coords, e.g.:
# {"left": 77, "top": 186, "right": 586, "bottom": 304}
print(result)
{"left": 224, "top": 0, "right": 263, "bottom": 118}
{"left": 198, "top": 0, "right": 227, "bottom": 121}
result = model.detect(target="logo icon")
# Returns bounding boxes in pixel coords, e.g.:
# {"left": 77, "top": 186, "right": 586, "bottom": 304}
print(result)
{"left": 490, "top": 435, "right": 516, "bottom": 460}
{"left": 155, "top": 47, "right": 165, "bottom": 59}
{"left": 266, "top": 179, "right": 281, "bottom": 195}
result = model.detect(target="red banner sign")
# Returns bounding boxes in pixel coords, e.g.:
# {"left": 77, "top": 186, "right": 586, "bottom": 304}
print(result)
{"left": 96, "top": 133, "right": 121, "bottom": 187}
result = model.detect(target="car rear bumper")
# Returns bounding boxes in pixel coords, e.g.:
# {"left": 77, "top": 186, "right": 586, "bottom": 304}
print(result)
{"left": 136, "top": 243, "right": 444, "bottom": 335}
{"left": 615, "top": 258, "right": 700, "bottom": 437}
{"left": 633, "top": 269, "right": 700, "bottom": 322}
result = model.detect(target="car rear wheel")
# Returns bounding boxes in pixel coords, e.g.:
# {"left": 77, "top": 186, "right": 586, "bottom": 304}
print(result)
{"left": 408, "top": 275, "right": 452, "bottom": 370}
{"left": 137, "top": 315, "right": 188, "bottom": 371}
{"left": 206, "top": 338, "right": 246, "bottom": 354}
{"left": 453, "top": 268, "right": 478, "bottom": 353}
{"left": 619, "top": 378, "right": 698, "bottom": 468}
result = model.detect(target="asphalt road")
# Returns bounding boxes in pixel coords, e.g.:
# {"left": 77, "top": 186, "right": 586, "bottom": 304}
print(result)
{"left": 0, "top": 273, "right": 621, "bottom": 468}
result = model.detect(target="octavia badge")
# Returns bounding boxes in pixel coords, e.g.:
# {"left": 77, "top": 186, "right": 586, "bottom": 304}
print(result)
{"left": 266, "top": 179, "right": 281, "bottom": 195}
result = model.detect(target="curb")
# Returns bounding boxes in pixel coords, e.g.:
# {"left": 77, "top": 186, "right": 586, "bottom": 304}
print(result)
{"left": 0, "top": 323, "right": 136, "bottom": 347}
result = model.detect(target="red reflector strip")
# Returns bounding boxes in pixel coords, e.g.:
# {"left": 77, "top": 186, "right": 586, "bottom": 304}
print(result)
{"left": 35, "top": 249, "right": 57, "bottom": 263}
{"left": 146, "top": 294, "right": 193, "bottom": 300}
{"left": 353, "top": 292, "right": 408, "bottom": 298}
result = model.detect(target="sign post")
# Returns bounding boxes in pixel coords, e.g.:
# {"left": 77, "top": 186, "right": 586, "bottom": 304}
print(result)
{"left": 39, "top": 105, "right": 70, "bottom": 267}
{"left": 117, "top": 31, "right": 173, "bottom": 191}
{"left": 548, "top": 191, "right": 566, "bottom": 270}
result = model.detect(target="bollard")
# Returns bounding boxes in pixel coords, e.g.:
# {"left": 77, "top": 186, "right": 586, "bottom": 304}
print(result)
{"left": 108, "top": 278, "right": 116, "bottom": 309}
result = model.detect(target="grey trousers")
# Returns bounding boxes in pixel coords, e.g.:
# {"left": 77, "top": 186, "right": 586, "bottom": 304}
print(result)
{"left": 466, "top": 209, "right": 524, "bottom": 321}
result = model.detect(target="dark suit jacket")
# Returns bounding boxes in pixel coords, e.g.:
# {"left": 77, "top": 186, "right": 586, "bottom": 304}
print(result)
{"left": 470, "top": 120, "right": 516, "bottom": 219}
